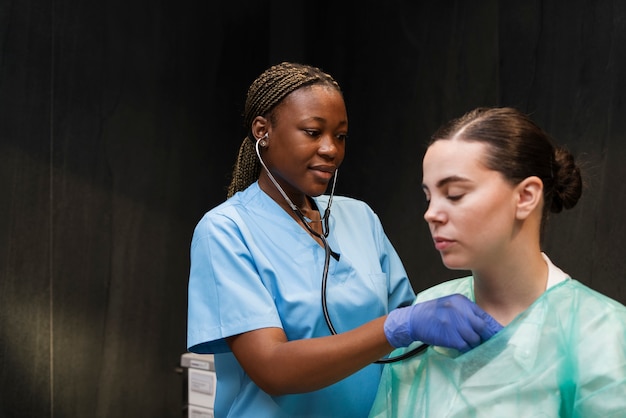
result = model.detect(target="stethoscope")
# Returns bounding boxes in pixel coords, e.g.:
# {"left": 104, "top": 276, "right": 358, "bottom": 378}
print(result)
{"left": 255, "top": 134, "right": 427, "bottom": 363}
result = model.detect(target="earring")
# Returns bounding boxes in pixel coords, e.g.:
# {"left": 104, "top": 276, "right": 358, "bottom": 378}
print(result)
{"left": 258, "top": 133, "right": 268, "bottom": 148}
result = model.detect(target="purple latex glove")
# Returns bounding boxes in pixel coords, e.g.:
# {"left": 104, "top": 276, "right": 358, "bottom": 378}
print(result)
{"left": 384, "top": 294, "right": 503, "bottom": 352}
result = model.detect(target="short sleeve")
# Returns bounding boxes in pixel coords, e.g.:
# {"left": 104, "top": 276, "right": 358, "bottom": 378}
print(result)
{"left": 187, "top": 212, "right": 282, "bottom": 354}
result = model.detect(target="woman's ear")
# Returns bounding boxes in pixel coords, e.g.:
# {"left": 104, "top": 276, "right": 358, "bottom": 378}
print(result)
{"left": 251, "top": 116, "right": 269, "bottom": 140}
{"left": 515, "top": 176, "right": 543, "bottom": 220}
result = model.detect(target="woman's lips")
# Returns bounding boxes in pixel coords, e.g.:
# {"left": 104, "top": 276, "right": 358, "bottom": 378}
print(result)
{"left": 433, "top": 237, "right": 455, "bottom": 251}
{"left": 310, "top": 165, "right": 336, "bottom": 181}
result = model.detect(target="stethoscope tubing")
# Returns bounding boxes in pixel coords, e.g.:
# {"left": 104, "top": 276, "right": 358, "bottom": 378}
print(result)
{"left": 255, "top": 136, "right": 426, "bottom": 363}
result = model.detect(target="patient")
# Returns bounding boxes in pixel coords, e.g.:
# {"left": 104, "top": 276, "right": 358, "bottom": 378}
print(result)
{"left": 369, "top": 107, "right": 626, "bottom": 417}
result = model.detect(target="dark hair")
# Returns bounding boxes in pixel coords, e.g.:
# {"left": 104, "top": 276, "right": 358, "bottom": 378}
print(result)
{"left": 226, "top": 62, "right": 342, "bottom": 198}
{"left": 430, "top": 107, "right": 583, "bottom": 219}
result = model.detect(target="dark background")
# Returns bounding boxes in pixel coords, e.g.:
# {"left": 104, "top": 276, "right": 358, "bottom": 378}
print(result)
{"left": 1, "top": 1, "right": 625, "bottom": 416}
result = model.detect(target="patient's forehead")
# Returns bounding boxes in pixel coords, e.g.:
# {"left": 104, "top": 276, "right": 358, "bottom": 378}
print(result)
{"left": 422, "top": 139, "right": 491, "bottom": 184}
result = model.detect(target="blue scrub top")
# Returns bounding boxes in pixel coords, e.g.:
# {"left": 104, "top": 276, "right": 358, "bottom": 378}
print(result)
{"left": 187, "top": 182, "right": 415, "bottom": 417}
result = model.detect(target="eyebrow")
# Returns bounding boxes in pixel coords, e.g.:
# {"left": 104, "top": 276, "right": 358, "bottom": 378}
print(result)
{"left": 421, "top": 175, "right": 471, "bottom": 191}
{"left": 302, "top": 116, "right": 348, "bottom": 127}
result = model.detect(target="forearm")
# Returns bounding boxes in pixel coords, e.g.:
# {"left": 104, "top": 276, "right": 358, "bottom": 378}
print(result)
{"left": 227, "top": 293, "right": 502, "bottom": 396}
{"left": 227, "top": 316, "right": 393, "bottom": 396}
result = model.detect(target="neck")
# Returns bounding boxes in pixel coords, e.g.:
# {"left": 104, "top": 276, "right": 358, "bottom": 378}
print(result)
{"left": 257, "top": 175, "right": 324, "bottom": 235}
{"left": 257, "top": 174, "right": 307, "bottom": 212}
{"left": 473, "top": 246, "right": 547, "bottom": 326}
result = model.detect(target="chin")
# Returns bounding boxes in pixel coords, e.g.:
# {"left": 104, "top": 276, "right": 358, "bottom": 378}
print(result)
{"left": 440, "top": 254, "right": 470, "bottom": 271}
{"left": 308, "top": 185, "right": 331, "bottom": 197}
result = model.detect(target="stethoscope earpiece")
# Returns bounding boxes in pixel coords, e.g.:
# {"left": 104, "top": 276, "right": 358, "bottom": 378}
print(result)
{"left": 257, "top": 133, "right": 269, "bottom": 148}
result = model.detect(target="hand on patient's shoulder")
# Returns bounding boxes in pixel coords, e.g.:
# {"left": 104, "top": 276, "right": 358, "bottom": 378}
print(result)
{"left": 384, "top": 294, "right": 503, "bottom": 352}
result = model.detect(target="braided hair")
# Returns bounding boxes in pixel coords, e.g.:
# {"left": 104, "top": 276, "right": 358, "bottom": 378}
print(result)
{"left": 226, "top": 62, "right": 342, "bottom": 198}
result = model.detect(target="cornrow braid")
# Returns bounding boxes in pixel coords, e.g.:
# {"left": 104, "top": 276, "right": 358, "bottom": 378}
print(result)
{"left": 226, "top": 62, "right": 342, "bottom": 198}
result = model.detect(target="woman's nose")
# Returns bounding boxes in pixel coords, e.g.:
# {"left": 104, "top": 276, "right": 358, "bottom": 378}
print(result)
{"left": 318, "top": 135, "right": 340, "bottom": 157}
{"left": 424, "top": 200, "right": 446, "bottom": 224}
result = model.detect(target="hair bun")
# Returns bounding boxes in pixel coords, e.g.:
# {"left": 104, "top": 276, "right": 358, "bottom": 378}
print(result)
{"left": 550, "top": 147, "right": 583, "bottom": 213}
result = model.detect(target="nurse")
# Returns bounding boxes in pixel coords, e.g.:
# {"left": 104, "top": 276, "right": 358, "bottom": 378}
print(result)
{"left": 369, "top": 106, "right": 626, "bottom": 417}
{"left": 186, "top": 63, "right": 501, "bottom": 418}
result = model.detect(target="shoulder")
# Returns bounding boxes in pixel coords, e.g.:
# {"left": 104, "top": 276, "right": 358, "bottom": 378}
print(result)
{"left": 192, "top": 184, "right": 266, "bottom": 240}
{"left": 414, "top": 276, "right": 473, "bottom": 303}
{"left": 315, "top": 194, "right": 374, "bottom": 211}
{"left": 317, "top": 195, "right": 390, "bottom": 240}
{"left": 556, "top": 279, "right": 626, "bottom": 313}
{"left": 546, "top": 280, "right": 626, "bottom": 337}
{"left": 315, "top": 194, "right": 380, "bottom": 223}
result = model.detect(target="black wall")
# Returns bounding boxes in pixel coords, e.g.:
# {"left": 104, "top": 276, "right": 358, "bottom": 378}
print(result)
{"left": 1, "top": 1, "right": 625, "bottom": 416}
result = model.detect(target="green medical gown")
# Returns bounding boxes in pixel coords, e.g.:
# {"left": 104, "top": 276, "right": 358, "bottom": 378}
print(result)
{"left": 369, "top": 273, "right": 626, "bottom": 417}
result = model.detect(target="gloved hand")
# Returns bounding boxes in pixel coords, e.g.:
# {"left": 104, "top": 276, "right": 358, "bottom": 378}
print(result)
{"left": 384, "top": 294, "right": 503, "bottom": 352}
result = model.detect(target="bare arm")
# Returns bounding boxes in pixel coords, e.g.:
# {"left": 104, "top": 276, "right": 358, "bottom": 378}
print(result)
{"left": 226, "top": 316, "right": 392, "bottom": 396}
{"left": 226, "top": 294, "right": 503, "bottom": 396}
